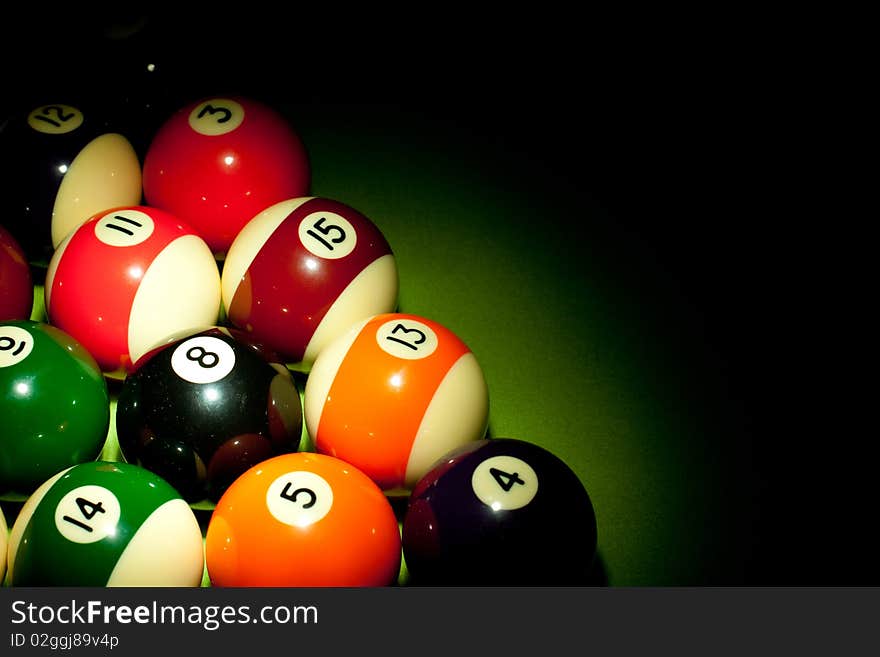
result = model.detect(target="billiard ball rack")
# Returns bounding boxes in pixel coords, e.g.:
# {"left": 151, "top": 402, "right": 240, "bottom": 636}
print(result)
{"left": 1, "top": 95, "right": 600, "bottom": 587}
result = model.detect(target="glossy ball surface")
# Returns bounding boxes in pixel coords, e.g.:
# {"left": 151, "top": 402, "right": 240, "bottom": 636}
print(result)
{"left": 402, "top": 438, "right": 598, "bottom": 585}
{"left": 142, "top": 96, "right": 310, "bottom": 256}
{"left": 304, "top": 312, "right": 489, "bottom": 492}
{"left": 0, "top": 225, "right": 33, "bottom": 321}
{"left": 44, "top": 205, "right": 221, "bottom": 375}
{"left": 206, "top": 452, "right": 401, "bottom": 587}
{"left": 6, "top": 461, "right": 204, "bottom": 586}
{"left": 116, "top": 327, "right": 303, "bottom": 502}
{"left": 222, "top": 196, "right": 398, "bottom": 368}
{"left": 0, "top": 320, "right": 109, "bottom": 495}
{"left": 0, "top": 101, "right": 142, "bottom": 266}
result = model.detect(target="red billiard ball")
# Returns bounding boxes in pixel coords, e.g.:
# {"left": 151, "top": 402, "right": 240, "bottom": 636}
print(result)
{"left": 304, "top": 312, "right": 489, "bottom": 492}
{"left": 0, "top": 224, "right": 33, "bottom": 321}
{"left": 0, "top": 101, "right": 142, "bottom": 266}
{"left": 44, "top": 205, "right": 221, "bottom": 376}
{"left": 142, "top": 96, "right": 310, "bottom": 256}
{"left": 402, "top": 438, "right": 599, "bottom": 585}
{"left": 205, "top": 452, "right": 401, "bottom": 587}
{"left": 221, "top": 196, "right": 398, "bottom": 369}
{"left": 116, "top": 326, "right": 303, "bottom": 502}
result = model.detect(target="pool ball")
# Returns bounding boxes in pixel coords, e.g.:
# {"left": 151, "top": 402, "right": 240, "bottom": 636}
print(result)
{"left": 44, "top": 205, "right": 221, "bottom": 376}
{"left": 116, "top": 326, "right": 303, "bottom": 502}
{"left": 1, "top": 505, "right": 7, "bottom": 583}
{"left": 222, "top": 196, "right": 399, "bottom": 368}
{"left": 5, "top": 460, "right": 204, "bottom": 586}
{"left": 304, "top": 312, "right": 489, "bottom": 492}
{"left": 0, "top": 100, "right": 142, "bottom": 266}
{"left": 205, "top": 451, "right": 401, "bottom": 587}
{"left": 0, "top": 320, "right": 109, "bottom": 495}
{"left": 0, "top": 224, "right": 33, "bottom": 320}
{"left": 142, "top": 95, "right": 310, "bottom": 256}
{"left": 402, "top": 438, "right": 598, "bottom": 585}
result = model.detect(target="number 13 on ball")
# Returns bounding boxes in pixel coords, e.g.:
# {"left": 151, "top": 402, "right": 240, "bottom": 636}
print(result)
{"left": 304, "top": 312, "right": 490, "bottom": 492}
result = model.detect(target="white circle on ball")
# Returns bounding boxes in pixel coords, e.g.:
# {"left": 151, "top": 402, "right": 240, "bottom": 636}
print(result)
{"left": 0, "top": 326, "right": 34, "bottom": 368}
{"left": 54, "top": 485, "right": 122, "bottom": 544}
{"left": 188, "top": 99, "right": 245, "bottom": 136}
{"left": 297, "top": 211, "right": 357, "bottom": 260}
{"left": 266, "top": 471, "right": 333, "bottom": 528}
{"left": 375, "top": 318, "right": 438, "bottom": 360}
{"left": 471, "top": 455, "right": 539, "bottom": 511}
{"left": 171, "top": 336, "right": 236, "bottom": 384}
{"left": 27, "top": 104, "right": 84, "bottom": 135}
{"left": 94, "top": 209, "right": 155, "bottom": 247}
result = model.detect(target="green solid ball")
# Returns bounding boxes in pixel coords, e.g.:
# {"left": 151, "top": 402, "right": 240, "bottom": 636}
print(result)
{"left": 0, "top": 320, "right": 110, "bottom": 494}
{"left": 6, "top": 461, "right": 204, "bottom": 586}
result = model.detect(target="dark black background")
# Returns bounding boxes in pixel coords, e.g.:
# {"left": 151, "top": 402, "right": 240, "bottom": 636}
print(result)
{"left": 1, "top": 10, "right": 866, "bottom": 585}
